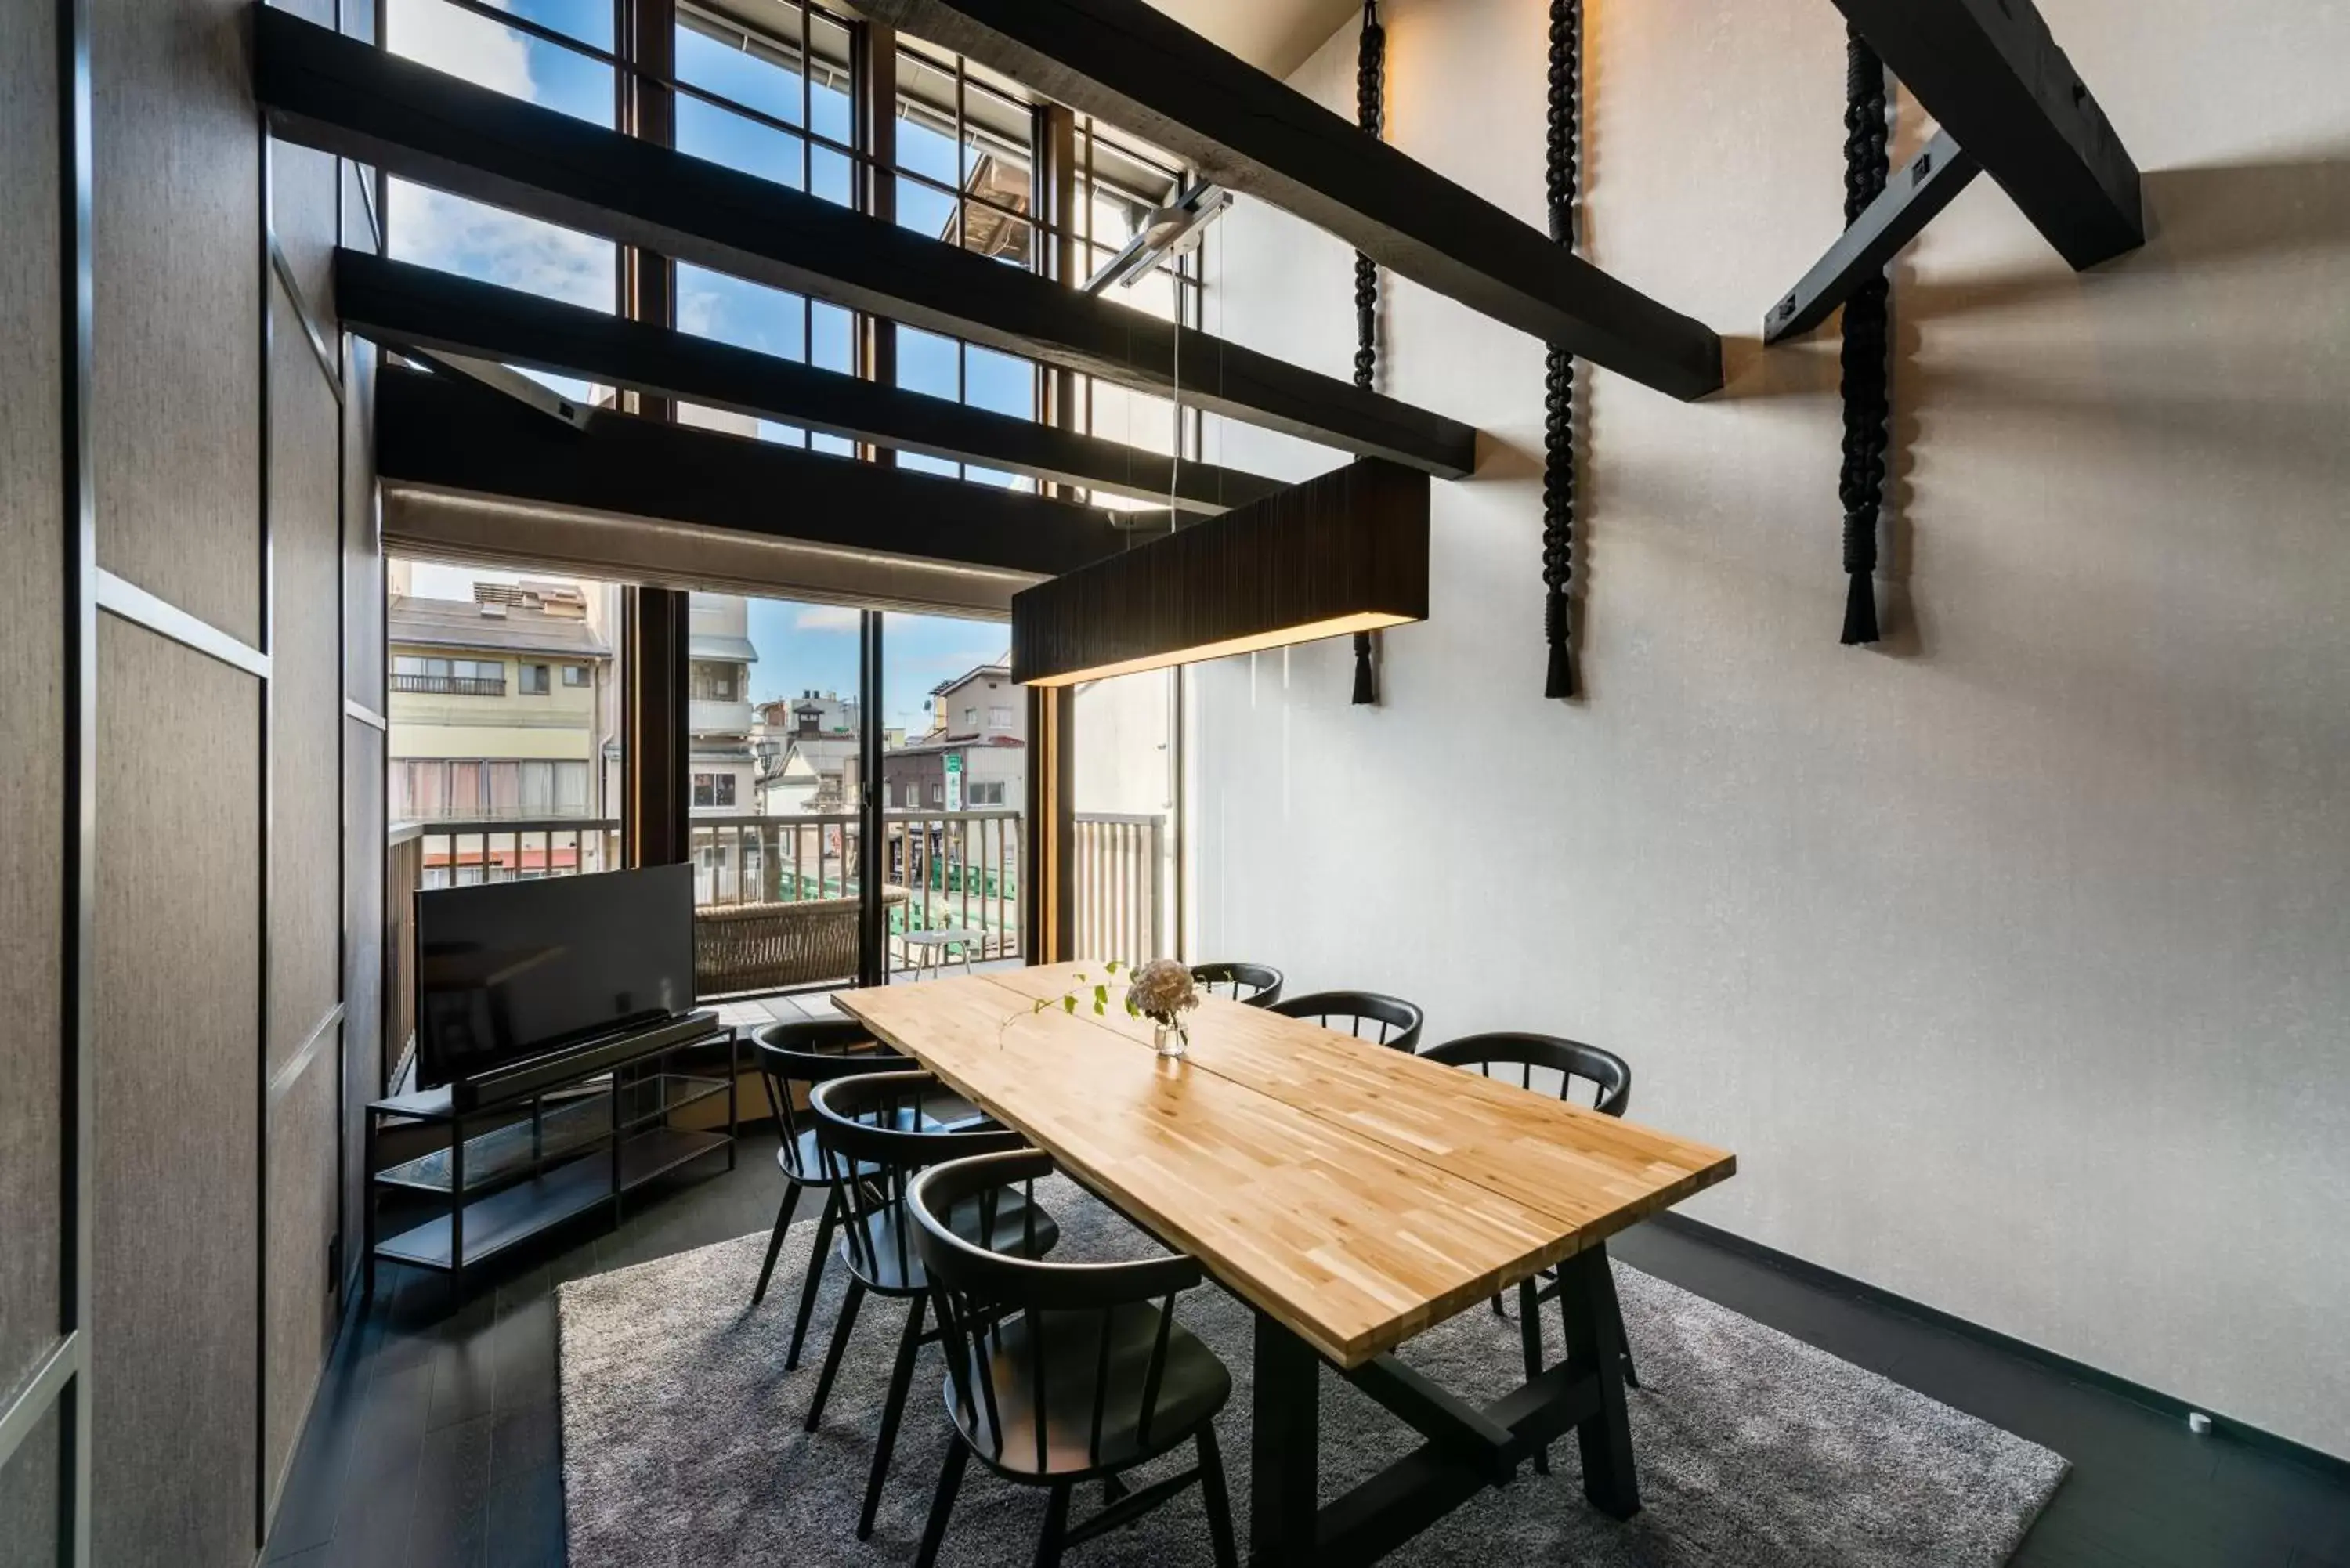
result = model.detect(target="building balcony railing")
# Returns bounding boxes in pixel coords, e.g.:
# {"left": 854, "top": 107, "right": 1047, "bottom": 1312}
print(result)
{"left": 391, "top": 673, "right": 506, "bottom": 696}
{"left": 384, "top": 809, "right": 1165, "bottom": 1089}
{"left": 689, "top": 697, "right": 754, "bottom": 735}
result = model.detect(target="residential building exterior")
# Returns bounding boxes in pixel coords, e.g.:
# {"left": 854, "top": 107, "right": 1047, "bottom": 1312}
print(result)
{"left": 688, "top": 591, "right": 759, "bottom": 817}
{"left": 754, "top": 690, "right": 859, "bottom": 813}
{"left": 881, "top": 660, "right": 1025, "bottom": 811}
{"left": 388, "top": 583, "right": 611, "bottom": 822}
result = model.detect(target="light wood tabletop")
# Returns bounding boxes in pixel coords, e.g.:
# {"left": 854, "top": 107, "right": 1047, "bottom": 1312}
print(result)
{"left": 834, "top": 963, "right": 1735, "bottom": 1368}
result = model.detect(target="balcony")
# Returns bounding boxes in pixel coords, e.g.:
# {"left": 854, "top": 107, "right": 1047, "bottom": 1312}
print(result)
{"left": 689, "top": 697, "right": 754, "bottom": 735}
{"left": 383, "top": 810, "right": 1165, "bottom": 1084}
{"left": 391, "top": 673, "right": 506, "bottom": 696}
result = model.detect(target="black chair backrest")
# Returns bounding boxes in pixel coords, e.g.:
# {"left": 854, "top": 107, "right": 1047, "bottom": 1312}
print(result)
{"left": 751, "top": 1016, "right": 907, "bottom": 1176}
{"left": 1269, "top": 989, "right": 1424, "bottom": 1052}
{"left": 1190, "top": 961, "right": 1284, "bottom": 1008}
{"left": 1418, "top": 1032, "right": 1631, "bottom": 1117}
{"left": 910, "top": 1148, "right": 1202, "bottom": 1473}
{"left": 812, "top": 1071, "right": 1032, "bottom": 1285}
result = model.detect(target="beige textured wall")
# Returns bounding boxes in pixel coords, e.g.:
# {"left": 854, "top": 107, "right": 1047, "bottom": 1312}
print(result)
{"left": 0, "top": 0, "right": 63, "bottom": 1412}
{"left": 1195, "top": 0, "right": 2350, "bottom": 1456}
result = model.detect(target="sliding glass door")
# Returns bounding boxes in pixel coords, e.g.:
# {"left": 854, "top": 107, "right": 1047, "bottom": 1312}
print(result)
{"left": 881, "top": 611, "right": 1026, "bottom": 977}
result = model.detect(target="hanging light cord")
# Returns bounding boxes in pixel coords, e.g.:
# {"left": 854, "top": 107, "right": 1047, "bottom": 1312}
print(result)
{"left": 1350, "top": 0, "right": 1384, "bottom": 705}
{"left": 1838, "top": 27, "right": 1891, "bottom": 645}
{"left": 1540, "top": 0, "right": 1582, "bottom": 699}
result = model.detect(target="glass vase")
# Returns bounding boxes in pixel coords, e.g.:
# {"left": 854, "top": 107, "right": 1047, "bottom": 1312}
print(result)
{"left": 1153, "top": 1018, "right": 1189, "bottom": 1060}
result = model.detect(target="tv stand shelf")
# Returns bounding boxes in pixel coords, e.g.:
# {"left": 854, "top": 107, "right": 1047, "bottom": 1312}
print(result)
{"left": 364, "top": 1013, "right": 735, "bottom": 1295}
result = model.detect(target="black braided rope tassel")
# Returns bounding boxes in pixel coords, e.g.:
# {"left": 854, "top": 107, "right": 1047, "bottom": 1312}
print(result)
{"left": 1838, "top": 27, "right": 1891, "bottom": 646}
{"left": 1541, "top": 0, "right": 1582, "bottom": 698}
{"left": 1352, "top": 0, "right": 1385, "bottom": 704}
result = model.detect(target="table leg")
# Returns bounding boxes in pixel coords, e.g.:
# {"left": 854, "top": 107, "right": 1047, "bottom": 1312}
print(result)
{"left": 1556, "top": 1241, "right": 1640, "bottom": 1518}
{"left": 1250, "top": 1312, "right": 1321, "bottom": 1564}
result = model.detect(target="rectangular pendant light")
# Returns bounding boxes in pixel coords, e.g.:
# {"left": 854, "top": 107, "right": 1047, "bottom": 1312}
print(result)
{"left": 1011, "top": 458, "right": 1430, "bottom": 688}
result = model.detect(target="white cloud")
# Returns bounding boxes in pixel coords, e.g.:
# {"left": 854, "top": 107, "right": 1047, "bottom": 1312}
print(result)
{"left": 383, "top": 0, "right": 612, "bottom": 314}
{"left": 385, "top": 0, "right": 531, "bottom": 99}
{"left": 389, "top": 179, "right": 613, "bottom": 311}
{"left": 794, "top": 605, "right": 862, "bottom": 633}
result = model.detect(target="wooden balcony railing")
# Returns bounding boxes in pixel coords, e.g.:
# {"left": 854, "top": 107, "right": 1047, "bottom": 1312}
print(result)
{"left": 390, "top": 673, "right": 505, "bottom": 696}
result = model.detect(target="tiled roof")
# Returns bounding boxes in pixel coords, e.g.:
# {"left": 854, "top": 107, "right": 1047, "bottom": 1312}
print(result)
{"left": 388, "top": 596, "right": 612, "bottom": 657}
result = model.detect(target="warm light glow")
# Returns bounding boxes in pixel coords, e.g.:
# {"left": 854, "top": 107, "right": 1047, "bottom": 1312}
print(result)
{"left": 1020, "top": 611, "right": 1415, "bottom": 688}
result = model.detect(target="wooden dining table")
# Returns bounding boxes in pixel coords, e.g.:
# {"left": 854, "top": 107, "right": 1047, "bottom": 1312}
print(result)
{"left": 834, "top": 963, "right": 1736, "bottom": 1566}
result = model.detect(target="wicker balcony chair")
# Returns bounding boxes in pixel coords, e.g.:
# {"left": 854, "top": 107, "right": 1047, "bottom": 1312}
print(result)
{"left": 695, "top": 886, "right": 908, "bottom": 998}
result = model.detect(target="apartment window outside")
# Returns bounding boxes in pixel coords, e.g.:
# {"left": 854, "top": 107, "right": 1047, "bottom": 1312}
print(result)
{"left": 967, "top": 781, "right": 1005, "bottom": 806}
{"left": 691, "top": 662, "right": 740, "bottom": 703}
{"left": 392, "top": 655, "right": 507, "bottom": 695}
{"left": 563, "top": 664, "right": 590, "bottom": 687}
{"left": 519, "top": 663, "right": 551, "bottom": 695}
{"left": 693, "top": 773, "right": 738, "bottom": 808}
{"left": 989, "top": 705, "right": 1013, "bottom": 728}
{"left": 963, "top": 706, "right": 978, "bottom": 728}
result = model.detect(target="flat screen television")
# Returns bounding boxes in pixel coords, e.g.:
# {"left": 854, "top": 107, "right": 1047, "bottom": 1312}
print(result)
{"left": 414, "top": 864, "right": 695, "bottom": 1091}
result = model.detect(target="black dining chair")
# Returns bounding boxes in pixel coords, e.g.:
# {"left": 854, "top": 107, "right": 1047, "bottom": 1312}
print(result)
{"left": 748, "top": 1017, "right": 914, "bottom": 1370}
{"left": 1188, "top": 961, "right": 1285, "bottom": 1008}
{"left": 807, "top": 1071, "right": 1061, "bottom": 1541}
{"left": 907, "top": 1147, "right": 1238, "bottom": 1568}
{"left": 1269, "top": 988, "right": 1425, "bottom": 1052}
{"left": 1421, "top": 1031, "right": 1640, "bottom": 1469}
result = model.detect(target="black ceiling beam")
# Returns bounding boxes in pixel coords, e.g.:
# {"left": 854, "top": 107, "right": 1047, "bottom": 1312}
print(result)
{"left": 251, "top": 6, "right": 1476, "bottom": 477}
{"left": 858, "top": 0, "right": 1723, "bottom": 403}
{"left": 375, "top": 364, "right": 1137, "bottom": 577}
{"left": 1830, "top": 0, "right": 2143, "bottom": 271}
{"left": 337, "top": 249, "right": 1282, "bottom": 515}
{"left": 1763, "top": 130, "right": 1981, "bottom": 344}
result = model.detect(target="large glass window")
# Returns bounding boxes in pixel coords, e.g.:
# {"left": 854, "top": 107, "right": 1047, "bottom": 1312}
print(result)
{"left": 385, "top": 0, "right": 618, "bottom": 410}
{"left": 891, "top": 41, "right": 1040, "bottom": 486}
{"left": 387, "top": 558, "right": 624, "bottom": 887}
{"left": 884, "top": 612, "right": 1023, "bottom": 967}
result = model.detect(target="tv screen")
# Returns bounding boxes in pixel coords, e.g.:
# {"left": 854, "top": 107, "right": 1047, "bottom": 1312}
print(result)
{"left": 415, "top": 864, "right": 695, "bottom": 1090}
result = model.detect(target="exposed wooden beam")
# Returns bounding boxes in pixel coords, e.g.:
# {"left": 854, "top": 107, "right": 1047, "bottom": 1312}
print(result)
{"left": 1763, "top": 129, "right": 1981, "bottom": 344}
{"left": 857, "top": 0, "right": 1723, "bottom": 400}
{"left": 251, "top": 5, "right": 1477, "bottom": 476}
{"left": 337, "top": 250, "right": 1282, "bottom": 514}
{"left": 375, "top": 364, "right": 1137, "bottom": 578}
{"left": 1831, "top": 0, "right": 2142, "bottom": 270}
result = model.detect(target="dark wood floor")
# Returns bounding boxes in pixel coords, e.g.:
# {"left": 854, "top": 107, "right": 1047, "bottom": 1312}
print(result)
{"left": 265, "top": 1125, "right": 2350, "bottom": 1568}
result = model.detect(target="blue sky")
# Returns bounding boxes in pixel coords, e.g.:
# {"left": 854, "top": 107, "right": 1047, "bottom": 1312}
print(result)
{"left": 388, "top": 0, "right": 1017, "bottom": 732}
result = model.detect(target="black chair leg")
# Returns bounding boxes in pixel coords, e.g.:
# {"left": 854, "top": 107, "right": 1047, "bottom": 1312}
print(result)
{"left": 913, "top": 1441, "right": 967, "bottom": 1568}
{"left": 751, "top": 1179, "right": 804, "bottom": 1306}
{"left": 1033, "top": 1481, "right": 1072, "bottom": 1568}
{"left": 1197, "top": 1423, "right": 1239, "bottom": 1568}
{"left": 859, "top": 1295, "right": 927, "bottom": 1539}
{"left": 786, "top": 1189, "right": 843, "bottom": 1371}
{"left": 1518, "top": 1275, "right": 1550, "bottom": 1476}
{"left": 804, "top": 1278, "right": 865, "bottom": 1433}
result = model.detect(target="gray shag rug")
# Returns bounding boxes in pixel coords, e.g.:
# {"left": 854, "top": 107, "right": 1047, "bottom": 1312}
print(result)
{"left": 557, "top": 1178, "right": 2065, "bottom": 1566}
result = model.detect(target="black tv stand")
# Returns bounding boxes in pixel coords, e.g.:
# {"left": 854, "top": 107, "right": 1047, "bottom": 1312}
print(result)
{"left": 364, "top": 1010, "right": 735, "bottom": 1296}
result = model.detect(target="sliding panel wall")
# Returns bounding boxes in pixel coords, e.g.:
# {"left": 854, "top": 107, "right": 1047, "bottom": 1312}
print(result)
{"left": 0, "top": 0, "right": 66, "bottom": 1553}
{"left": 0, "top": 0, "right": 388, "bottom": 1558}
{"left": 88, "top": 0, "right": 266, "bottom": 1553}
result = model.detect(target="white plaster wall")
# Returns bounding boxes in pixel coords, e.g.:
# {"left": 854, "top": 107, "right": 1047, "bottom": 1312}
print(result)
{"left": 1191, "top": 0, "right": 2350, "bottom": 1458}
